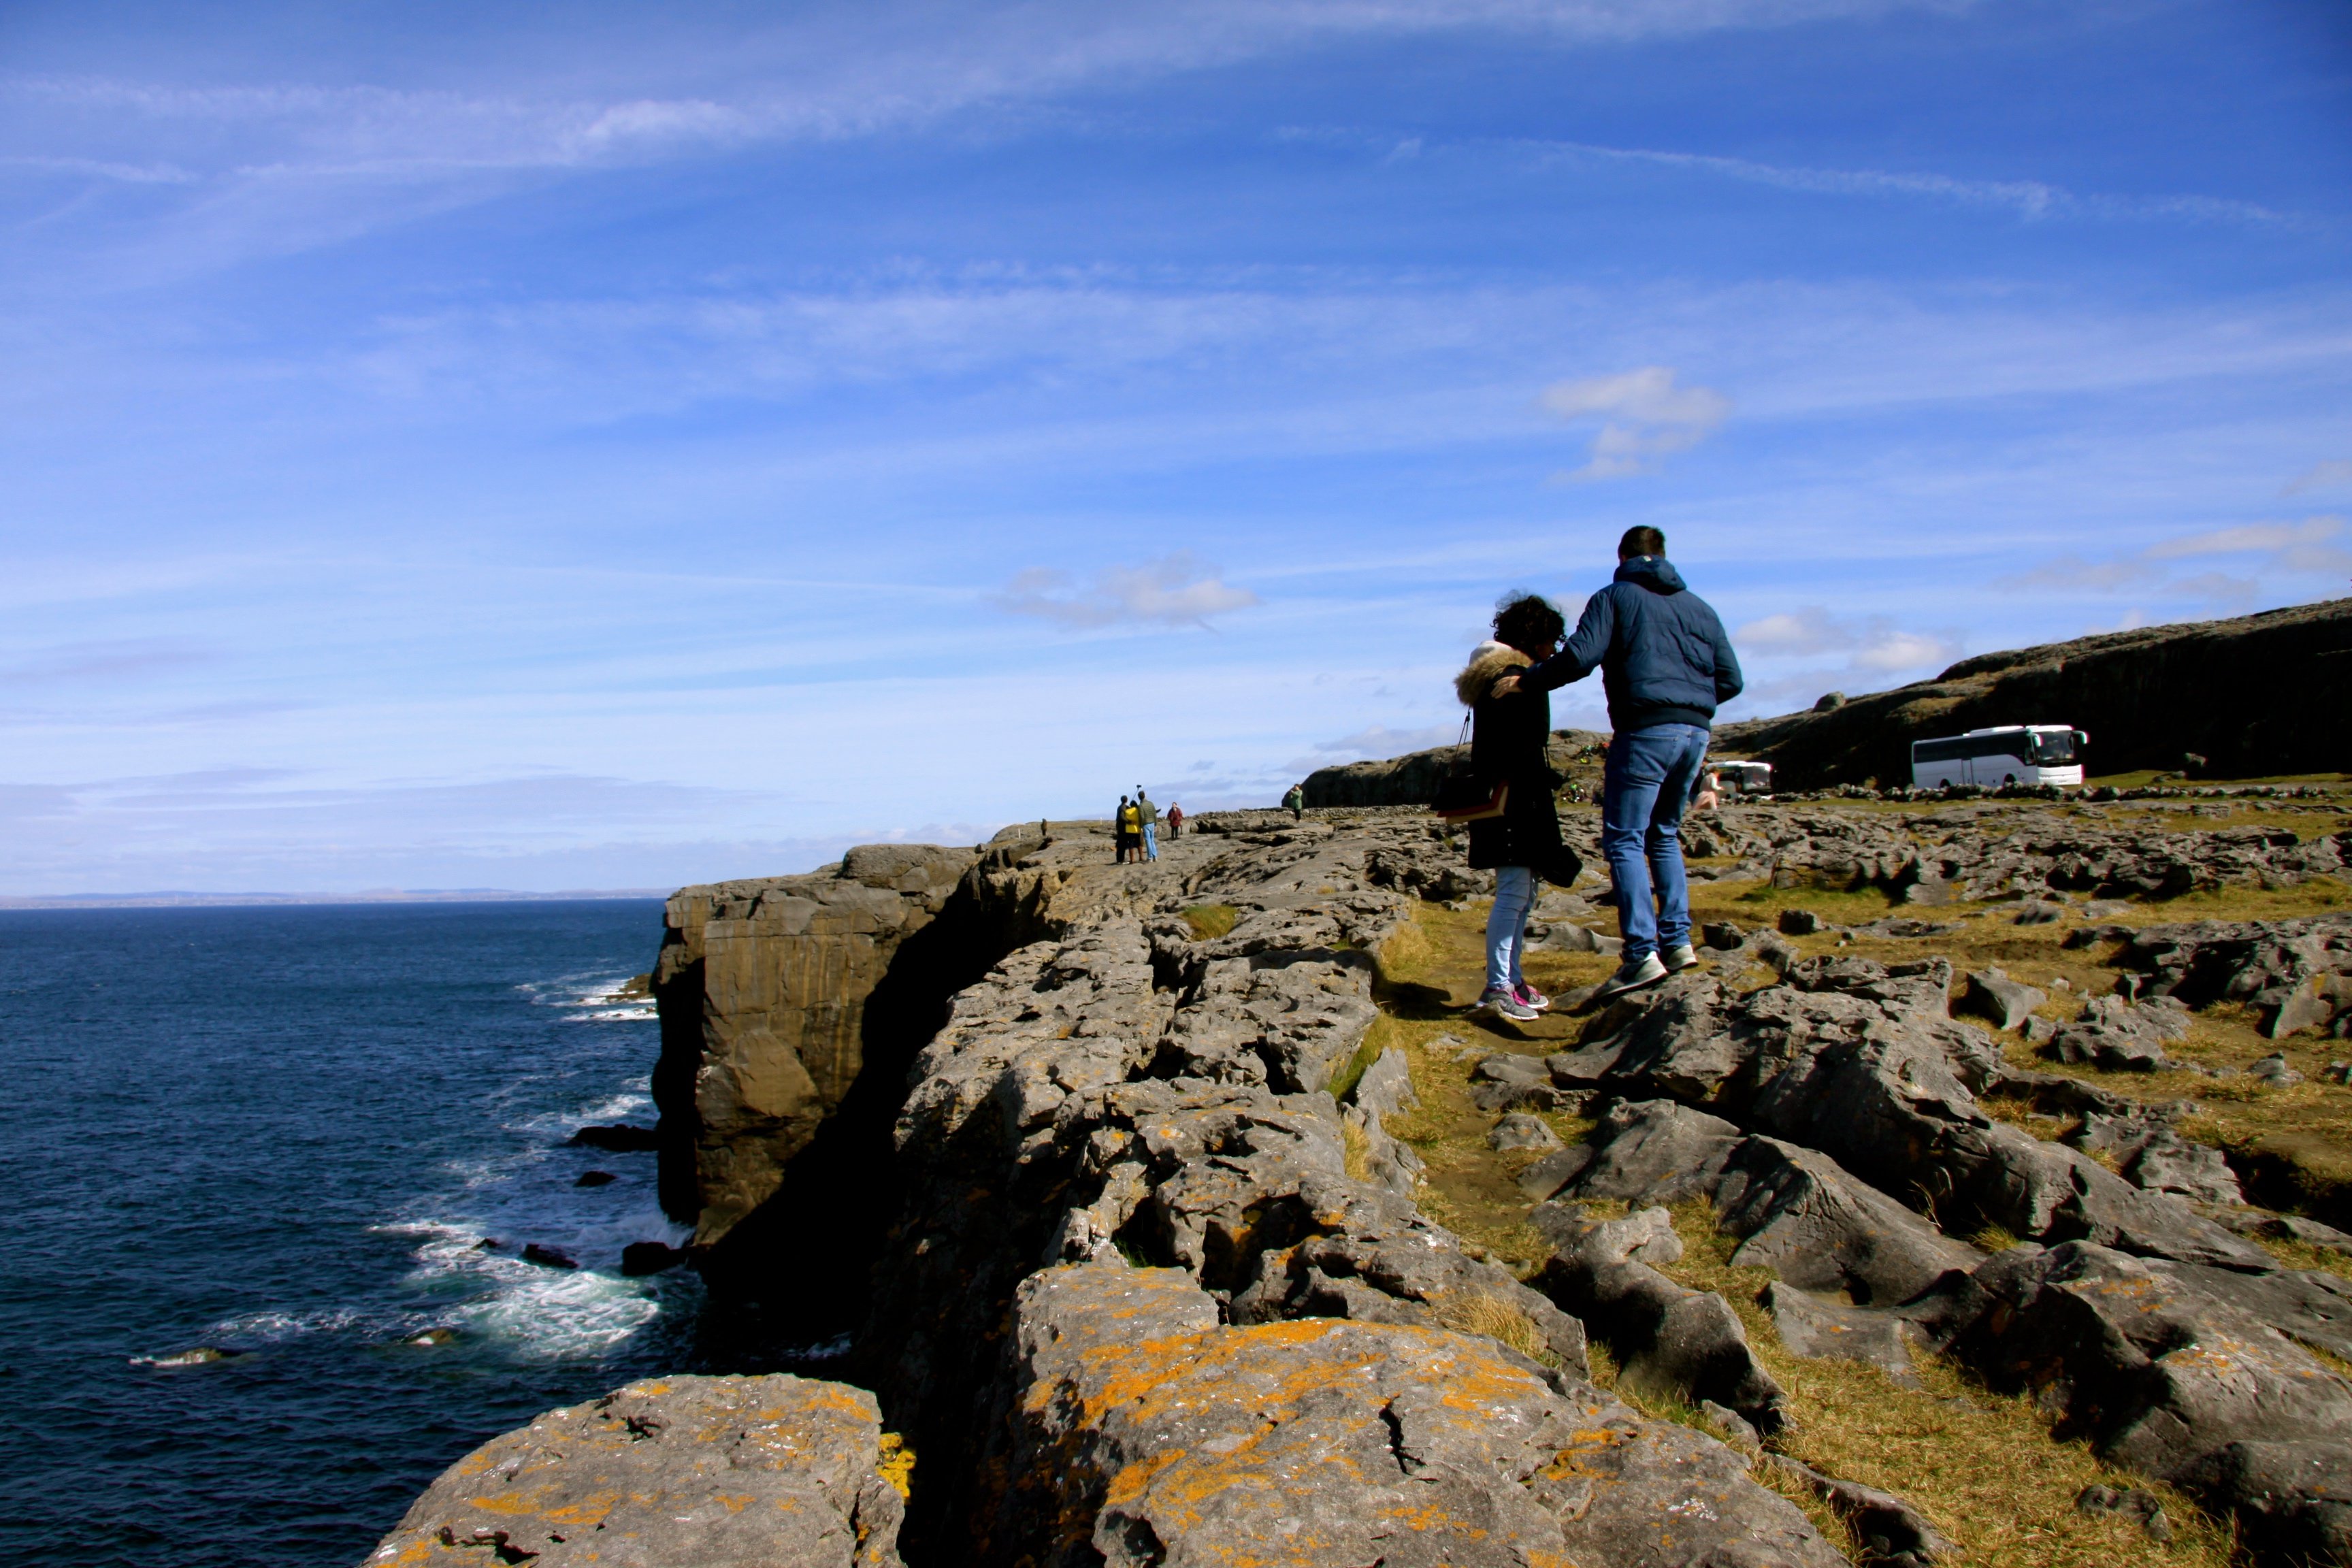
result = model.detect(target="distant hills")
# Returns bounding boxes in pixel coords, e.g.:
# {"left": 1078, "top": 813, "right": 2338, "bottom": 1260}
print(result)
{"left": 1304, "top": 597, "right": 2352, "bottom": 802}
{"left": 0, "top": 888, "right": 671, "bottom": 910}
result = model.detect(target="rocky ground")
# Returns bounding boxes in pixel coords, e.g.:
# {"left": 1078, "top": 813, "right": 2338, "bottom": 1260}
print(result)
{"left": 373, "top": 789, "right": 2352, "bottom": 1567}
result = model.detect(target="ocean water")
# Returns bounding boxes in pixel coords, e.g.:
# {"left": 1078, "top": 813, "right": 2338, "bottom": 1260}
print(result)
{"left": 0, "top": 900, "right": 705, "bottom": 1567}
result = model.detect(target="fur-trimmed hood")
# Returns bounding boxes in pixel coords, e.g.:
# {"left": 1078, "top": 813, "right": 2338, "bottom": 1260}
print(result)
{"left": 1454, "top": 640, "right": 1531, "bottom": 707}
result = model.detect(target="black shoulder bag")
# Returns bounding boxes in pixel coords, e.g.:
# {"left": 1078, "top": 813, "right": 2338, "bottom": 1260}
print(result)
{"left": 1432, "top": 713, "right": 1509, "bottom": 823}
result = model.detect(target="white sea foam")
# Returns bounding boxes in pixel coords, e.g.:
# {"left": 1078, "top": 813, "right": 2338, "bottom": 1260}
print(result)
{"left": 380, "top": 1173, "right": 692, "bottom": 1362}
{"left": 202, "top": 1307, "right": 370, "bottom": 1343}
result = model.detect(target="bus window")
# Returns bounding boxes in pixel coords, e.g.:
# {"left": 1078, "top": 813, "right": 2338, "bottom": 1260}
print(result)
{"left": 2031, "top": 731, "right": 2076, "bottom": 765}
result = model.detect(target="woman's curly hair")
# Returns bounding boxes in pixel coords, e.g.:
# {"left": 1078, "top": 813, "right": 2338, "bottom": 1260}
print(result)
{"left": 1492, "top": 591, "right": 1565, "bottom": 656}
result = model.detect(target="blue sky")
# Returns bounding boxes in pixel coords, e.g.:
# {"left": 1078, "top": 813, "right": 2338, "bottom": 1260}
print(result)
{"left": 3, "top": 0, "right": 2348, "bottom": 894}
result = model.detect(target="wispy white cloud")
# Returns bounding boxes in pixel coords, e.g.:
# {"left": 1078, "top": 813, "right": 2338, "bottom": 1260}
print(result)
{"left": 0, "top": 152, "right": 199, "bottom": 184}
{"left": 1542, "top": 365, "right": 1729, "bottom": 479}
{"left": 2006, "top": 516, "right": 2352, "bottom": 600}
{"left": 1735, "top": 605, "right": 1961, "bottom": 678}
{"left": 2143, "top": 516, "right": 2344, "bottom": 559}
{"left": 2283, "top": 460, "right": 2352, "bottom": 496}
{"left": 993, "top": 552, "right": 1260, "bottom": 629}
{"left": 1995, "top": 555, "right": 2159, "bottom": 592}
{"left": 1528, "top": 138, "right": 2302, "bottom": 228}
{"left": 1311, "top": 721, "right": 1460, "bottom": 758}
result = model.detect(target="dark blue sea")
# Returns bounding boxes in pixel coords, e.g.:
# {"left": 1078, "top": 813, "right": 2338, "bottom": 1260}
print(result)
{"left": 0, "top": 901, "right": 704, "bottom": 1567}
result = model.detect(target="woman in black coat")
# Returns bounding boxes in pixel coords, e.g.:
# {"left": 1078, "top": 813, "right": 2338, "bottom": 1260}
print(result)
{"left": 1454, "top": 593, "right": 1568, "bottom": 1020}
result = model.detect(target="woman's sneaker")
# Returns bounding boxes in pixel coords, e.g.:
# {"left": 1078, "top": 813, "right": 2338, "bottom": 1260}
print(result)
{"left": 1662, "top": 944, "right": 1701, "bottom": 973}
{"left": 1593, "top": 952, "right": 1668, "bottom": 1000}
{"left": 1514, "top": 981, "right": 1551, "bottom": 1012}
{"left": 1477, "top": 987, "right": 1540, "bottom": 1022}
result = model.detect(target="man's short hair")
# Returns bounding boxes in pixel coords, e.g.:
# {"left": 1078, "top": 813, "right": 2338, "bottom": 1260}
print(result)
{"left": 1618, "top": 525, "right": 1666, "bottom": 559}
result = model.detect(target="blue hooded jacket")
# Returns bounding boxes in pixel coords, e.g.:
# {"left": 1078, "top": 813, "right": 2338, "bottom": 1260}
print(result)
{"left": 1521, "top": 557, "right": 1743, "bottom": 732}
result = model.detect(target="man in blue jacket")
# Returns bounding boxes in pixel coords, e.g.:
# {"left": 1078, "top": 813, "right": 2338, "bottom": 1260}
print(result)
{"left": 1495, "top": 525, "right": 1743, "bottom": 998}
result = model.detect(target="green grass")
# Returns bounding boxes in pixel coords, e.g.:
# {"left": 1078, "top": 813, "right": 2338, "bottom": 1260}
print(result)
{"left": 1180, "top": 903, "right": 1239, "bottom": 940}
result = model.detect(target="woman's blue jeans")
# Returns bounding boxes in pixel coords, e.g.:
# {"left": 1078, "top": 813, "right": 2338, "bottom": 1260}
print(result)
{"left": 1601, "top": 722, "right": 1711, "bottom": 962}
{"left": 1485, "top": 865, "right": 1537, "bottom": 996}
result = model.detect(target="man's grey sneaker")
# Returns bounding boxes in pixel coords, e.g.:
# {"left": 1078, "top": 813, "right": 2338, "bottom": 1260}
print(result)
{"left": 1477, "top": 987, "right": 1541, "bottom": 1022}
{"left": 1662, "top": 944, "right": 1701, "bottom": 973}
{"left": 1593, "top": 952, "right": 1668, "bottom": 1000}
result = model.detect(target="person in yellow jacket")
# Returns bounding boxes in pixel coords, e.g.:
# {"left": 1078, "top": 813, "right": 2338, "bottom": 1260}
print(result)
{"left": 1115, "top": 796, "right": 1141, "bottom": 863}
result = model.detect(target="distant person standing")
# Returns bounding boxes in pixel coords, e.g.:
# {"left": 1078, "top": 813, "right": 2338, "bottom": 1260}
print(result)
{"left": 1115, "top": 795, "right": 1139, "bottom": 863}
{"left": 1166, "top": 802, "right": 1185, "bottom": 839}
{"left": 1284, "top": 783, "right": 1305, "bottom": 819}
{"left": 1135, "top": 787, "right": 1159, "bottom": 861}
{"left": 1495, "top": 526, "right": 1742, "bottom": 999}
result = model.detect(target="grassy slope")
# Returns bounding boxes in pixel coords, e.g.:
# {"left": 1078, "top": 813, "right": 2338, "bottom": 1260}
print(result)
{"left": 1359, "top": 847, "right": 2352, "bottom": 1565}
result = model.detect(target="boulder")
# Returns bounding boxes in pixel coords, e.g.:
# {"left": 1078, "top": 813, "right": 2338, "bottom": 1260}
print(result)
{"left": 362, "top": 1374, "right": 908, "bottom": 1567}
{"left": 1537, "top": 1206, "right": 1786, "bottom": 1431}
{"left": 991, "top": 1262, "right": 1844, "bottom": 1568}
{"left": 522, "top": 1243, "right": 579, "bottom": 1270}
{"left": 1488, "top": 1112, "right": 1563, "bottom": 1152}
{"left": 1936, "top": 1242, "right": 2352, "bottom": 1544}
{"left": 2074, "top": 1483, "right": 2174, "bottom": 1544}
{"left": 1767, "top": 1453, "right": 1955, "bottom": 1565}
{"left": 1349, "top": 1045, "right": 1418, "bottom": 1118}
{"left": 1959, "top": 967, "right": 2046, "bottom": 1032}
{"left": 1561, "top": 1100, "right": 1743, "bottom": 1206}
{"left": 1701, "top": 919, "right": 1747, "bottom": 950}
{"left": 1763, "top": 1283, "right": 1921, "bottom": 1386}
{"left": 621, "top": 1241, "right": 687, "bottom": 1277}
{"left": 567, "top": 1124, "right": 660, "bottom": 1152}
{"left": 1710, "top": 1137, "right": 1983, "bottom": 1307}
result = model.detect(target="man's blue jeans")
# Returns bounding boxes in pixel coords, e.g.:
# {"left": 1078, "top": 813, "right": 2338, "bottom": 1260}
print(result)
{"left": 1484, "top": 864, "right": 1536, "bottom": 996}
{"left": 1143, "top": 825, "right": 1158, "bottom": 860}
{"left": 1602, "top": 723, "right": 1711, "bottom": 962}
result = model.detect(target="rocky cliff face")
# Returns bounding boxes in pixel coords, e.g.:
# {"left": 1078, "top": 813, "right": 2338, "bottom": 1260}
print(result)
{"left": 651, "top": 845, "right": 981, "bottom": 1307}
{"left": 378, "top": 795, "right": 2352, "bottom": 1567}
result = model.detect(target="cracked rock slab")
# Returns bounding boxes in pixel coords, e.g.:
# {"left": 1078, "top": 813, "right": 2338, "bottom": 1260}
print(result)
{"left": 990, "top": 1262, "right": 1845, "bottom": 1568}
{"left": 364, "top": 1373, "right": 907, "bottom": 1568}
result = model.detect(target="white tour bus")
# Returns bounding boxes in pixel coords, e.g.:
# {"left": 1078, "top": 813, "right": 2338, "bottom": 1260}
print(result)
{"left": 1910, "top": 725, "right": 2087, "bottom": 789}
{"left": 1709, "top": 760, "right": 1774, "bottom": 796}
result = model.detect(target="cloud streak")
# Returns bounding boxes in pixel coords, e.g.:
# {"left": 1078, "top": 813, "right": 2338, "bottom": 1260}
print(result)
{"left": 1735, "top": 605, "right": 1962, "bottom": 678}
{"left": 1999, "top": 517, "right": 2352, "bottom": 602}
{"left": 993, "top": 553, "right": 1260, "bottom": 630}
{"left": 1542, "top": 365, "right": 1730, "bottom": 479}
{"left": 1529, "top": 138, "right": 2303, "bottom": 228}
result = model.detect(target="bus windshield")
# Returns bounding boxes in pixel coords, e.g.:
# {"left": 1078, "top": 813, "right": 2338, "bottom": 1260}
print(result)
{"left": 2031, "top": 731, "right": 2077, "bottom": 766}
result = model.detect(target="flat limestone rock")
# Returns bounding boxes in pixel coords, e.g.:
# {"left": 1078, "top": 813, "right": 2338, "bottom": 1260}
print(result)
{"left": 1764, "top": 1281, "right": 1922, "bottom": 1386}
{"left": 363, "top": 1373, "right": 906, "bottom": 1568}
{"left": 992, "top": 1262, "right": 1845, "bottom": 1568}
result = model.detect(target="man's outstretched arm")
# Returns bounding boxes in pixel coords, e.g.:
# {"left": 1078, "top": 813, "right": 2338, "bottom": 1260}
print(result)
{"left": 1514, "top": 591, "right": 1614, "bottom": 693}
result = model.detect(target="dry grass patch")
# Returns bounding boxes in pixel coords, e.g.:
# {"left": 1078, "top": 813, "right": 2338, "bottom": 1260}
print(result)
{"left": 1429, "top": 1288, "right": 1558, "bottom": 1367}
{"left": 1646, "top": 1203, "right": 2232, "bottom": 1568}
